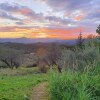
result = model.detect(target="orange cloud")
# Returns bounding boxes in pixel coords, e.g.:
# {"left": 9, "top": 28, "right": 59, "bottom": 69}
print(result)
{"left": 74, "top": 15, "right": 84, "bottom": 21}
{"left": 17, "top": 8, "right": 32, "bottom": 15}
{"left": 0, "top": 26, "right": 33, "bottom": 38}
{"left": 0, "top": 26, "right": 90, "bottom": 39}
{"left": 73, "top": 11, "right": 85, "bottom": 21}
{"left": 0, "top": 26, "right": 32, "bottom": 32}
{"left": 26, "top": 27, "right": 86, "bottom": 39}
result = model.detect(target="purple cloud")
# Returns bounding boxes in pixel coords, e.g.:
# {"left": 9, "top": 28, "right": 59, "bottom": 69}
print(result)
{"left": 41, "top": 0, "right": 100, "bottom": 21}
{"left": 0, "top": 0, "right": 99, "bottom": 36}
{"left": 0, "top": 11, "right": 19, "bottom": 20}
{"left": 0, "top": 3, "right": 73, "bottom": 26}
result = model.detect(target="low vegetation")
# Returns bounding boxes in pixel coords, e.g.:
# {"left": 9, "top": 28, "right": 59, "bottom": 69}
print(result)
{"left": 0, "top": 68, "right": 48, "bottom": 100}
{"left": 49, "top": 63, "right": 100, "bottom": 100}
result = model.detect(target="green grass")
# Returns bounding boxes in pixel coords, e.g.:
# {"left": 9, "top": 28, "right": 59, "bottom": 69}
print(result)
{"left": 48, "top": 64, "right": 100, "bottom": 100}
{"left": 0, "top": 67, "right": 39, "bottom": 76}
{"left": 0, "top": 68, "right": 48, "bottom": 100}
{"left": 0, "top": 64, "right": 100, "bottom": 100}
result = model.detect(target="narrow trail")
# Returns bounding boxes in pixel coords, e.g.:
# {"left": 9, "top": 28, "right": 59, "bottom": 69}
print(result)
{"left": 30, "top": 82, "right": 49, "bottom": 100}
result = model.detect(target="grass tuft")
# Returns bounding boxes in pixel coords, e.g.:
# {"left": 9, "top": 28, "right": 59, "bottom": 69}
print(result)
{"left": 48, "top": 64, "right": 100, "bottom": 100}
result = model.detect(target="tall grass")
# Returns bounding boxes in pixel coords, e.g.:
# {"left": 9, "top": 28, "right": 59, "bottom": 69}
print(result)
{"left": 49, "top": 64, "right": 100, "bottom": 100}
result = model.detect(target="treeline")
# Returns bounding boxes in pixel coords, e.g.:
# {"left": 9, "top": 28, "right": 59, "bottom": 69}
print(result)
{"left": 0, "top": 36, "right": 99, "bottom": 72}
{"left": 0, "top": 42, "right": 67, "bottom": 70}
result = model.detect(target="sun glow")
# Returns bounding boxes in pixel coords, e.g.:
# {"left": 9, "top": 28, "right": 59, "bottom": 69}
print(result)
{"left": 0, "top": 0, "right": 99, "bottom": 39}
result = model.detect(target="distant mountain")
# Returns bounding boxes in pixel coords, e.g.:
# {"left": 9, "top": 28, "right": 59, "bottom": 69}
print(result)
{"left": 0, "top": 38, "right": 77, "bottom": 45}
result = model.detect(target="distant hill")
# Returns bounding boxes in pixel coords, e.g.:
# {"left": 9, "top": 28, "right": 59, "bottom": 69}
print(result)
{"left": 0, "top": 38, "right": 77, "bottom": 45}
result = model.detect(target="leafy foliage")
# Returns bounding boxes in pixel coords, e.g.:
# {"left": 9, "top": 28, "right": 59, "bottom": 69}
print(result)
{"left": 96, "top": 25, "right": 100, "bottom": 35}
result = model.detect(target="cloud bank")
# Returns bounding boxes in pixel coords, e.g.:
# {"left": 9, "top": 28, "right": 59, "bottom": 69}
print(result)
{"left": 0, "top": 0, "right": 99, "bottom": 39}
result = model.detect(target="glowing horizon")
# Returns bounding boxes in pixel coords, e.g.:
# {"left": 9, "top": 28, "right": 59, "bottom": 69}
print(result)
{"left": 0, "top": 0, "right": 99, "bottom": 39}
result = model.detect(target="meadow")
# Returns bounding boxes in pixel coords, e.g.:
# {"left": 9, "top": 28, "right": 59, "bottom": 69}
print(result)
{"left": 0, "top": 68, "right": 48, "bottom": 100}
{"left": 0, "top": 64, "right": 100, "bottom": 100}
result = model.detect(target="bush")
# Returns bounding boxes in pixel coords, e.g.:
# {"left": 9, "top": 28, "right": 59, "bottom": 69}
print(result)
{"left": 49, "top": 66, "right": 100, "bottom": 100}
{"left": 57, "top": 46, "right": 100, "bottom": 72}
{"left": 76, "top": 46, "right": 99, "bottom": 71}
{"left": 57, "top": 49, "right": 76, "bottom": 70}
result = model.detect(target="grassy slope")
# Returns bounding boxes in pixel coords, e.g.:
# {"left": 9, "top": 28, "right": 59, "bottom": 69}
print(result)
{"left": 0, "top": 63, "right": 99, "bottom": 100}
{"left": 0, "top": 68, "right": 48, "bottom": 100}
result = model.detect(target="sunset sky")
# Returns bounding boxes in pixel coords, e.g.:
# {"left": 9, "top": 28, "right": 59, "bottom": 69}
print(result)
{"left": 0, "top": 0, "right": 100, "bottom": 39}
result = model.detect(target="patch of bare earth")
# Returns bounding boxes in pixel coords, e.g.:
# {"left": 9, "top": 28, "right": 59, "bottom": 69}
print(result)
{"left": 30, "top": 82, "right": 49, "bottom": 100}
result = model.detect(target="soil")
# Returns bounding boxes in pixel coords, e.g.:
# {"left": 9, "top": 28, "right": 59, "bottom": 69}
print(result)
{"left": 30, "top": 82, "right": 49, "bottom": 100}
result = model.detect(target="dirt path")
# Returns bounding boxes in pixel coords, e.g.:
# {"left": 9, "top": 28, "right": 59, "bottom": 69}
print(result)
{"left": 30, "top": 82, "right": 49, "bottom": 100}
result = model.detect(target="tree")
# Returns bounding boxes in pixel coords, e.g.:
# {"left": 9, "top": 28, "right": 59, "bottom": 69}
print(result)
{"left": 46, "top": 43, "right": 62, "bottom": 72}
{"left": 77, "top": 32, "right": 84, "bottom": 50}
{"left": 36, "top": 47, "right": 48, "bottom": 73}
{"left": 21, "top": 53, "right": 38, "bottom": 67}
{"left": 96, "top": 25, "right": 100, "bottom": 35}
{"left": 0, "top": 46, "right": 24, "bottom": 69}
{"left": 57, "top": 49, "right": 76, "bottom": 71}
{"left": 36, "top": 44, "right": 62, "bottom": 72}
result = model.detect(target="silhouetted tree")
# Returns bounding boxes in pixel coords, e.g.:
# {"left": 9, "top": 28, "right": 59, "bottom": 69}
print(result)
{"left": 77, "top": 32, "right": 84, "bottom": 50}
{"left": 96, "top": 25, "right": 100, "bottom": 35}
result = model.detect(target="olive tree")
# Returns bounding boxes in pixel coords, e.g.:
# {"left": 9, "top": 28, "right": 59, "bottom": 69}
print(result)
{"left": 0, "top": 46, "right": 24, "bottom": 69}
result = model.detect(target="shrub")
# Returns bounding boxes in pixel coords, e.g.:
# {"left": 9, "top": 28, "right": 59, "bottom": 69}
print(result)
{"left": 57, "top": 49, "right": 76, "bottom": 70}
{"left": 57, "top": 46, "right": 100, "bottom": 72}
{"left": 49, "top": 67, "right": 100, "bottom": 100}
{"left": 75, "top": 46, "right": 99, "bottom": 71}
